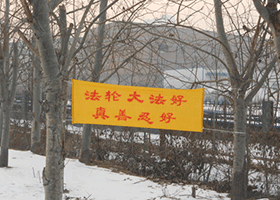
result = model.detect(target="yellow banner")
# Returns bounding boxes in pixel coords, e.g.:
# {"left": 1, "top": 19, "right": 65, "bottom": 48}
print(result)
{"left": 72, "top": 79, "right": 204, "bottom": 132}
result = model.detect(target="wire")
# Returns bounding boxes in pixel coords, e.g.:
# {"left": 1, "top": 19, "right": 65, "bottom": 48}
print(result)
{"left": 203, "top": 127, "right": 246, "bottom": 135}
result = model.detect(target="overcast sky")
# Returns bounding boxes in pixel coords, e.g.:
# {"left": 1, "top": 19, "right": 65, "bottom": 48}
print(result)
{"left": 63, "top": 0, "right": 260, "bottom": 32}
{"left": 143, "top": 0, "right": 260, "bottom": 31}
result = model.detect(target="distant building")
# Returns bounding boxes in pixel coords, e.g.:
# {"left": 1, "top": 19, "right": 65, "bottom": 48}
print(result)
{"left": 81, "top": 21, "right": 223, "bottom": 87}
{"left": 76, "top": 21, "right": 277, "bottom": 104}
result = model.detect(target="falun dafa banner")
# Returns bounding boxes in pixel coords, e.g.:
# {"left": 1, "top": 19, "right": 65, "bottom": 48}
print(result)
{"left": 72, "top": 79, "right": 204, "bottom": 132}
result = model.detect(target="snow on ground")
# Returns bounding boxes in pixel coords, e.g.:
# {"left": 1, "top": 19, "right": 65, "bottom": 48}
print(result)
{"left": 0, "top": 150, "right": 268, "bottom": 200}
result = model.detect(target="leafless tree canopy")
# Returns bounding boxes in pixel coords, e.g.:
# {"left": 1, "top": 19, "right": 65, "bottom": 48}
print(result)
{"left": 0, "top": 1, "right": 280, "bottom": 200}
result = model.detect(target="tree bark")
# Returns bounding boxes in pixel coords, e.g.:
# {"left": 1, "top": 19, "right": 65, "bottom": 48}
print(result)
{"left": 213, "top": 1, "right": 249, "bottom": 199}
{"left": 159, "top": 129, "right": 166, "bottom": 158}
{"left": 79, "top": 124, "right": 91, "bottom": 163}
{"left": 231, "top": 97, "right": 247, "bottom": 200}
{"left": 42, "top": 79, "right": 64, "bottom": 200}
{"left": 0, "top": 42, "right": 18, "bottom": 167}
{"left": 0, "top": 104, "right": 3, "bottom": 142}
{"left": 31, "top": 45, "right": 42, "bottom": 153}
{"left": 32, "top": 0, "right": 64, "bottom": 199}
{"left": 0, "top": 108, "right": 10, "bottom": 167}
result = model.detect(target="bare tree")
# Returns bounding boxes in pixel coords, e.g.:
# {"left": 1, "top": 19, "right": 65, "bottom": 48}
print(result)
{"left": 28, "top": 0, "right": 65, "bottom": 198}
{"left": 78, "top": 0, "right": 156, "bottom": 163}
{"left": 18, "top": 0, "right": 118, "bottom": 198}
{"left": 30, "top": 38, "right": 42, "bottom": 153}
{"left": 79, "top": 0, "right": 108, "bottom": 163}
{"left": 73, "top": 4, "right": 277, "bottom": 200}
{"left": 139, "top": 1, "right": 279, "bottom": 199}
{"left": 213, "top": 1, "right": 276, "bottom": 199}
{"left": 0, "top": 0, "right": 19, "bottom": 167}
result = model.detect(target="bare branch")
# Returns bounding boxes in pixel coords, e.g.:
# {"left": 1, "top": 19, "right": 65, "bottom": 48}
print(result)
{"left": 64, "top": 0, "right": 119, "bottom": 72}
{"left": 245, "top": 56, "right": 277, "bottom": 103}
{"left": 71, "top": 0, "right": 119, "bottom": 58}
{"left": 8, "top": 42, "right": 19, "bottom": 106}
{"left": 17, "top": 29, "right": 39, "bottom": 57}
{"left": 100, "top": 38, "right": 158, "bottom": 83}
{"left": 253, "top": 0, "right": 272, "bottom": 27}
{"left": 48, "top": 0, "right": 63, "bottom": 12}
{"left": 214, "top": 0, "right": 240, "bottom": 85}
{"left": 20, "top": 0, "right": 33, "bottom": 23}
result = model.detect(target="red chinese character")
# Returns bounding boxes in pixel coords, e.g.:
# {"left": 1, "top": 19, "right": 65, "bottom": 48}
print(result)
{"left": 85, "top": 91, "right": 91, "bottom": 100}
{"left": 92, "top": 107, "right": 109, "bottom": 119}
{"left": 138, "top": 112, "right": 153, "bottom": 124}
{"left": 149, "top": 94, "right": 166, "bottom": 105}
{"left": 170, "top": 95, "right": 187, "bottom": 106}
{"left": 127, "top": 91, "right": 144, "bottom": 103}
{"left": 160, "top": 113, "right": 176, "bottom": 123}
{"left": 115, "top": 109, "right": 131, "bottom": 121}
{"left": 85, "top": 90, "right": 101, "bottom": 101}
{"left": 105, "top": 90, "right": 121, "bottom": 102}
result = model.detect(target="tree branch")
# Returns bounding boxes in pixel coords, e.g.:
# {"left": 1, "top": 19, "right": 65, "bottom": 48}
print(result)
{"left": 17, "top": 29, "right": 39, "bottom": 57}
{"left": 48, "top": 0, "right": 63, "bottom": 12}
{"left": 71, "top": 0, "right": 119, "bottom": 59}
{"left": 20, "top": 0, "right": 33, "bottom": 23}
{"left": 214, "top": 0, "right": 240, "bottom": 86}
{"left": 241, "top": 23, "right": 269, "bottom": 93}
{"left": 100, "top": 38, "right": 158, "bottom": 83}
{"left": 253, "top": 0, "right": 280, "bottom": 60}
{"left": 8, "top": 42, "right": 18, "bottom": 107}
{"left": 245, "top": 56, "right": 277, "bottom": 103}
{"left": 253, "top": 0, "right": 273, "bottom": 26}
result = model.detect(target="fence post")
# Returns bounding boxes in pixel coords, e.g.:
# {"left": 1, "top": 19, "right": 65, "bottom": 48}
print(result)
{"left": 261, "top": 100, "right": 273, "bottom": 197}
{"left": 21, "top": 90, "right": 28, "bottom": 121}
{"left": 262, "top": 100, "right": 273, "bottom": 133}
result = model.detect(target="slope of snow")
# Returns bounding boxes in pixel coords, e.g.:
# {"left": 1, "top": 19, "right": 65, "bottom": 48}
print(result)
{"left": 0, "top": 150, "right": 268, "bottom": 200}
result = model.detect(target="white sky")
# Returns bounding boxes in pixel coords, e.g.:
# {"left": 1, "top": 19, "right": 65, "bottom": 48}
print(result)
{"left": 64, "top": 0, "right": 260, "bottom": 31}
{"left": 142, "top": 0, "right": 260, "bottom": 31}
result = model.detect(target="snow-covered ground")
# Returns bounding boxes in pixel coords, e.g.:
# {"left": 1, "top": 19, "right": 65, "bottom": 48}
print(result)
{"left": 0, "top": 150, "right": 254, "bottom": 200}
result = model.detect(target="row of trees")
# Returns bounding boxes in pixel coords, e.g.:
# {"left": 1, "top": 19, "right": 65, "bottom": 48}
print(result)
{"left": 0, "top": 0, "right": 280, "bottom": 199}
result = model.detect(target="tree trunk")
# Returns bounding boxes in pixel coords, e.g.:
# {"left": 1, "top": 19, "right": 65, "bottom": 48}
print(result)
{"left": 79, "top": 124, "right": 92, "bottom": 163}
{"left": 32, "top": 0, "right": 64, "bottom": 199}
{"left": 80, "top": 0, "right": 108, "bottom": 164}
{"left": 159, "top": 129, "right": 166, "bottom": 158}
{"left": 0, "top": 106, "right": 3, "bottom": 142}
{"left": 0, "top": 43, "right": 18, "bottom": 167}
{"left": 42, "top": 78, "right": 64, "bottom": 200}
{"left": 231, "top": 97, "right": 247, "bottom": 200}
{"left": 0, "top": 107, "right": 10, "bottom": 167}
{"left": 31, "top": 50, "right": 42, "bottom": 153}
